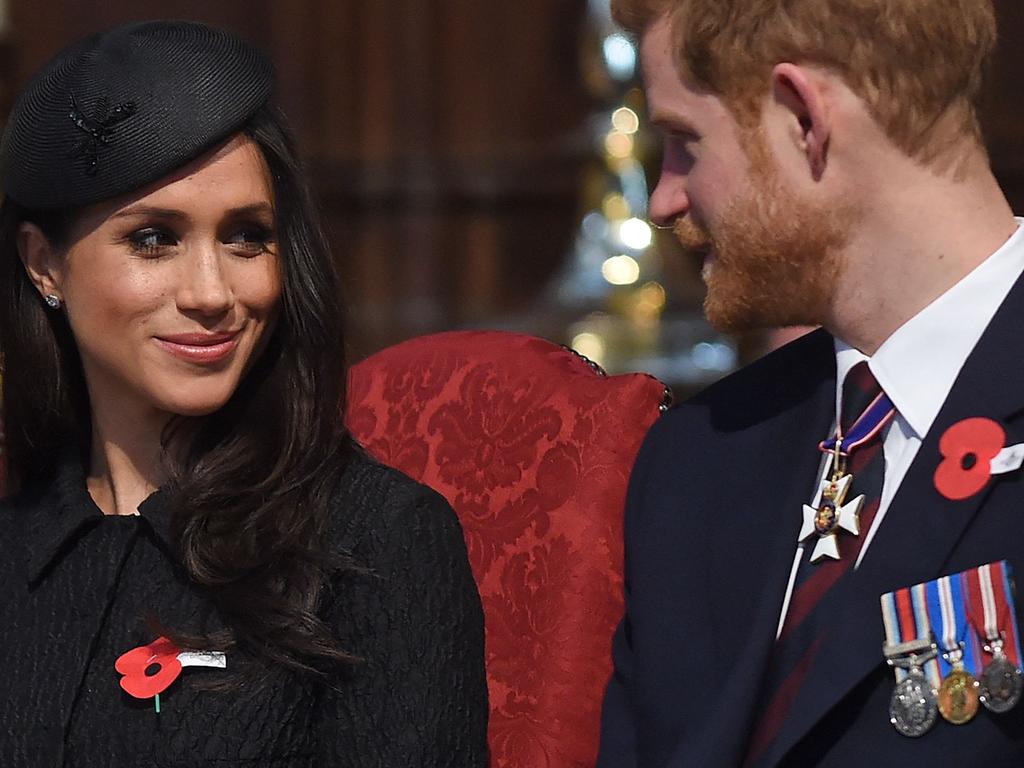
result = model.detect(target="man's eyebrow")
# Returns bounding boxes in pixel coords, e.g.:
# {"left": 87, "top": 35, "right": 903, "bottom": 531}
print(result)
{"left": 648, "top": 111, "right": 699, "bottom": 135}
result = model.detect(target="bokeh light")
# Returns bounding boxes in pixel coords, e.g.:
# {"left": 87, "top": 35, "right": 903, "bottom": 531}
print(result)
{"left": 602, "top": 254, "right": 641, "bottom": 285}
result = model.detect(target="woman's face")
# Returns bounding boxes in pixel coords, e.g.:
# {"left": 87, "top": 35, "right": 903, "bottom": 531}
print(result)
{"left": 21, "top": 135, "right": 281, "bottom": 423}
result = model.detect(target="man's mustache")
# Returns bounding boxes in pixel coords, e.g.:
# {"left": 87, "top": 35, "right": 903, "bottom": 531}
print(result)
{"left": 673, "top": 216, "right": 713, "bottom": 255}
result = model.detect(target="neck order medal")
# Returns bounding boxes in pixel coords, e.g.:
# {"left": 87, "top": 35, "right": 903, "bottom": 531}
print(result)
{"left": 799, "top": 445, "right": 865, "bottom": 563}
{"left": 801, "top": 382, "right": 896, "bottom": 563}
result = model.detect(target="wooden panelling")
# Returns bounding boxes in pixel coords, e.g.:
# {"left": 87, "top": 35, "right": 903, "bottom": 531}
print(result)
{"left": 5, "top": 1, "right": 1024, "bottom": 359}
{"left": 4, "top": 0, "right": 591, "bottom": 359}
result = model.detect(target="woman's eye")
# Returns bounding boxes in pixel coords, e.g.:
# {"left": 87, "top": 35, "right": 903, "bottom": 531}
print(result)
{"left": 128, "top": 227, "right": 176, "bottom": 255}
{"left": 226, "top": 225, "right": 274, "bottom": 256}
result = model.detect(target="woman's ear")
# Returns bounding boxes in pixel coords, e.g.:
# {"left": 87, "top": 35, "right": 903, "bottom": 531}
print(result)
{"left": 771, "top": 62, "right": 832, "bottom": 181}
{"left": 17, "top": 222, "right": 64, "bottom": 303}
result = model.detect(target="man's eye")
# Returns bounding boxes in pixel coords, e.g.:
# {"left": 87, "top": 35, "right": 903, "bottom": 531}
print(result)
{"left": 672, "top": 131, "right": 699, "bottom": 147}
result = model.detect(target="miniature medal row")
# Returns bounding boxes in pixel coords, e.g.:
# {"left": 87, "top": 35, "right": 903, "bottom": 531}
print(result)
{"left": 880, "top": 561, "right": 1023, "bottom": 737}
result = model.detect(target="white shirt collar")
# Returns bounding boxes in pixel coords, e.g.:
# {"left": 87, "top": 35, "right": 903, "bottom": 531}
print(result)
{"left": 833, "top": 217, "right": 1024, "bottom": 436}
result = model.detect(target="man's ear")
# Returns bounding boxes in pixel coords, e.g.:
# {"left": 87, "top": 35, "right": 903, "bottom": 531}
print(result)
{"left": 771, "top": 62, "right": 832, "bottom": 181}
{"left": 17, "top": 222, "right": 65, "bottom": 303}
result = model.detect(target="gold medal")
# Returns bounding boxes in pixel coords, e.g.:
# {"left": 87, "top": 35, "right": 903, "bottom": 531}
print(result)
{"left": 937, "top": 667, "right": 980, "bottom": 724}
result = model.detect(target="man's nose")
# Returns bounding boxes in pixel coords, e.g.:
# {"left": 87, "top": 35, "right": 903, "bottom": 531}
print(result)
{"left": 648, "top": 171, "right": 690, "bottom": 229}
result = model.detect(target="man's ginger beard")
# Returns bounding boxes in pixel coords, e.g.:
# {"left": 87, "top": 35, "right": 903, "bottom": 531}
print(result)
{"left": 674, "top": 130, "right": 854, "bottom": 334}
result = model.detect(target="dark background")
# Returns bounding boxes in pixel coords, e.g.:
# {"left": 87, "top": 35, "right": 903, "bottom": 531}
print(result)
{"left": 2, "top": 0, "right": 1022, "bottom": 372}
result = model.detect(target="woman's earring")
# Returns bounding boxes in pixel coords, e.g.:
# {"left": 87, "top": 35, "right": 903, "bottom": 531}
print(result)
{"left": 44, "top": 293, "right": 62, "bottom": 309}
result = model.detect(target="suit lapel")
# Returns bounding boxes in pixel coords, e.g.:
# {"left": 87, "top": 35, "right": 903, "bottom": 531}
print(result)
{"left": 764, "top": 270, "right": 1024, "bottom": 766}
{"left": 681, "top": 331, "right": 838, "bottom": 767}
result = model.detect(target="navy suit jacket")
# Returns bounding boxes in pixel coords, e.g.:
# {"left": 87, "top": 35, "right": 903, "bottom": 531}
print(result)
{"left": 598, "top": 275, "right": 1024, "bottom": 767}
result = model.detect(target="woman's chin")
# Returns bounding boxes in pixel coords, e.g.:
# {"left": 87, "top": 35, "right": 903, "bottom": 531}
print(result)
{"left": 154, "top": 391, "right": 235, "bottom": 419}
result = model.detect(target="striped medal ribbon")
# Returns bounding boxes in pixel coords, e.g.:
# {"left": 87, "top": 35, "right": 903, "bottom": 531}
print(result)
{"left": 963, "top": 561, "right": 1024, "bottom": 713}
{"left": 926, "top": 574, "right": 983, "bottom": 725}
{"left": 882, "top": 583, "right": 941, "bottom": 737}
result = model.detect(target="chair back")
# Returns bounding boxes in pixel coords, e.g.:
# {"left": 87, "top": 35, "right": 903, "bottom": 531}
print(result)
{"left": 347, "top": 330, "right": 669, "bottom": 767}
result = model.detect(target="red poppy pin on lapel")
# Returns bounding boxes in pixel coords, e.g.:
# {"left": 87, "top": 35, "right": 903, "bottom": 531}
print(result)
{"left": 934, "top": 418, "right": 1024, "bottom": 500}
{"left": 115, "top": 636, "right": 226, "bottom": 713}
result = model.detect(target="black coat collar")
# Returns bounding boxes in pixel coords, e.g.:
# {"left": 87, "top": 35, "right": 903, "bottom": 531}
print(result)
{"left": 20, "top": 451, "right": 172, "bottom": 584}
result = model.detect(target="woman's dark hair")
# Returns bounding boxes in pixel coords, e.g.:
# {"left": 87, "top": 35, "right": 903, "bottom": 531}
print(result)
{"left": 0, "top": 105, "right": 356, "bottom": 678}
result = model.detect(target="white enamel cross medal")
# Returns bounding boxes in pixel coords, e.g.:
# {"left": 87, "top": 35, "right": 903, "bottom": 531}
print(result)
{"left": 798, "top": 444, "right": 865, "bottom": 563}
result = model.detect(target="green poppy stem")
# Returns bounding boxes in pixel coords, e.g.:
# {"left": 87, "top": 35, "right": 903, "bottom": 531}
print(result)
{"left": 155, "top": 694, "right": 161, "bottom": 714}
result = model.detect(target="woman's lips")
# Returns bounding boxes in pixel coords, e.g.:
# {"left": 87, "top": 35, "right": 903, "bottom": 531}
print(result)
{"left": 154, "top": 332, "right": 240, "bottom": 364}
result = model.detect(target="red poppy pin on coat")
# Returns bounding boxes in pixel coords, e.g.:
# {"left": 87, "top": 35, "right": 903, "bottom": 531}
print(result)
{"left": 934, "top": 418, "right": 1024, "bottom": 500}
{"left": 115, "top": 637, "right": 226, "bottom": 712}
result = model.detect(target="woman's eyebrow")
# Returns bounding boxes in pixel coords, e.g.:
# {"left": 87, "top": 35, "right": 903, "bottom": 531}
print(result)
{"left": 111, "top": 205, "right": 188, "bottom": 221}
{"left": 111, "top": 202, "right": 275, "bottom": 221}
{"left": 225, "top": 202, "right": 275, "bottom": 219}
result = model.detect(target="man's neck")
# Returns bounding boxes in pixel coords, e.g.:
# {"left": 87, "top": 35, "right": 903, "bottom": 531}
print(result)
{"left": 824, "top": 153, "right": 1017, "bottom": 354}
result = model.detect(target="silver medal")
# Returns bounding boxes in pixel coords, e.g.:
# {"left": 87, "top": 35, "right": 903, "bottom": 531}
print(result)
{"left": 980, "top": 651, "right": 1024, "bottom": 714}
{"left": 889, "top": 668, "right": 939, "bottom": 737}
{"left": 884, "top": 641, "right": 939, "bottom": 738}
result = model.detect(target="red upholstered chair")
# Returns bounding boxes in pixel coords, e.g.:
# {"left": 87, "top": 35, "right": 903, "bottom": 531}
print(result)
{"left": 346, "top": 330, "right": 670, "bottom": 767}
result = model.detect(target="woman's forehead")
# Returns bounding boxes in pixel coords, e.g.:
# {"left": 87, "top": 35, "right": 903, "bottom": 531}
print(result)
{"left": 125, "top": 137, "right": 274, "bottom": 211}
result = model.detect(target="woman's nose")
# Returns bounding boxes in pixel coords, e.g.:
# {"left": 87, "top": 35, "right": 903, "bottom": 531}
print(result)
{"left": 175, "top": 244, "right": 234, "bottom": 315}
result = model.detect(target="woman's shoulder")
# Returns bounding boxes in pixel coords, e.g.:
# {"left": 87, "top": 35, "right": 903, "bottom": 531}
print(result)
{"left": 326, "top": 447, "right": 464, "bottom": 560}
{"left": 0, "top": 482, "right": 51, "bottom": 575}
{"left": 0, "top": 483, "right": 47, "bottom": 534}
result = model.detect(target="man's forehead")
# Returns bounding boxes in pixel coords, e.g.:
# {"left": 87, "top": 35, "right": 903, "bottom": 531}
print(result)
{"left": 640, "top": 20, "right": 729, "bottom": 132}
{"left": 637, "top": 12, "right": 675, "bottom": 81}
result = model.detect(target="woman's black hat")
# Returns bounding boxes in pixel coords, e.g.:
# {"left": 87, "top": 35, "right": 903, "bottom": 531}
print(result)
{"left": 0, "top": 20, "right": 273, "bottom": 211}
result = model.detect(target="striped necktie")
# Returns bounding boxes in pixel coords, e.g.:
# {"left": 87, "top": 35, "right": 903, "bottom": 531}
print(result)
{"left": 744, "top": 361, "right": 890, "bottom": 766}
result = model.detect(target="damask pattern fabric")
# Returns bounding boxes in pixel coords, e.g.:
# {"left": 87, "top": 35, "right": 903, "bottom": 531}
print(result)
{"left": 346, "top": 330, "right": 668, "bottom": 768}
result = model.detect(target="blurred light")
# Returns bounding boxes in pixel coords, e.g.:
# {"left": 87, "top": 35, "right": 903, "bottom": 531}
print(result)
{"left": 692, "top": 341, "right": 737, "bottom": 372}
{"left": 605, "top": 131, "right": 634, "bottom": 159}
{"left": 632, "top": 281, "right": 667, "bottom": 321}
{"left": 602, "top": 255, "right": 641, "bottom": 286}
{"left": 572, "top": 332, "right": 606, "bottom": 365}
{"left": 638, "top": 281, "right": 667, "bottom": 311}
{"left": 619, "top": 217, "right": 653, "bottom": 250}
{"left": 603, "top": 34, "right": 637, "bottom": 81}
{"left": 601, "top": 193, "right": 631, "bottom": 221}
{"left": 619, "top": 160, "right": 650, "bottom": 217}
{"left": 581, "top": 211, "right": 609, "bottom": 240}
{"left": 612, "top": 107, "right": 640, "bottom": 134}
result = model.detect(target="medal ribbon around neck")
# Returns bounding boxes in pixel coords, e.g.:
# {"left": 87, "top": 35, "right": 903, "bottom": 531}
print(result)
{"left": 819, "top": 388, "right": 896, "bottom": 456}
